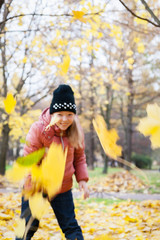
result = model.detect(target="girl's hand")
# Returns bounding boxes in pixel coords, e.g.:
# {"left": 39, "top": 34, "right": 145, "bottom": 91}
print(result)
{"left": 79, "top": 180, "right": 89, "bottom": 199}
{"left": 24, "top": 174, "right": 33, "bottom": 191}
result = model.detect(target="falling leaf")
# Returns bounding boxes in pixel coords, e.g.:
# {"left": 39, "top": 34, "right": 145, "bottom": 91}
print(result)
{"left": 6, "top": 162, "right": 30, "bottom": 182}
{"left": 137, "top": 103, "right": 160, "bottom": 149}
{"left": 60, "top": 55, "right": 70, "bottom": 76}
{"left": 3, "top": 93, "right": 16, "bottom": 114}
{"left": 16, "top": 148, "right": 45, "bottom": 166}
{"left": 22, "top": 142, "right": 67, "bottom": 199}
{"left": 45, "top": 115, "right": 60, "bottom": 131}
{"left": 40, "top": 143, "right": 67, "bottom": 199}
{"left": 15, "top": 218, "right": 25, "bottom": 238}
{"left": 93, "top": 115, "right": 122, "bottom": 160}
{"left": 29, "top": 192, "right": 50, "bottom": 220}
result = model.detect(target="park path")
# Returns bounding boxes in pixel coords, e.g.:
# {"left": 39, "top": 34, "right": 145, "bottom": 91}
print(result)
{"left": 1, "top": 187, "right": 160, "bottom": 201}
{"left": 73, "top": 191, "right": 160, "bottom": 200}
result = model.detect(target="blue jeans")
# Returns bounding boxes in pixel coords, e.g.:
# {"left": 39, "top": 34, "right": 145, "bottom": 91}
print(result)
{"left": 15, "top": 190, "right": 84, "bottom": 240}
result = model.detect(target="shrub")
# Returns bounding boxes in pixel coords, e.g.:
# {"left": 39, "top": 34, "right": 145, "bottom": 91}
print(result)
{"left": 131, "top": 153, "right": 152, "bottom": 169}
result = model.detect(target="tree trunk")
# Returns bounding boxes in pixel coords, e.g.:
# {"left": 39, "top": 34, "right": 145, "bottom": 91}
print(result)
{"left": 103, "top": 154, "right": 109, "bottom": 173}
{"left": 0, "top": 123, "right": 10, "bottom": 175}
{"left": 126, "top": 69, "right": 133, "bottom": 164}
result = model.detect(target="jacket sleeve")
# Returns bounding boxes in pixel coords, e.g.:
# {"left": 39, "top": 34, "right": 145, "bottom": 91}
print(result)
{"left": 73, "top": 144, "right": 89, "bottom": 183}
{"left": 23, "top": 121, "right": 43, "bottom": 156}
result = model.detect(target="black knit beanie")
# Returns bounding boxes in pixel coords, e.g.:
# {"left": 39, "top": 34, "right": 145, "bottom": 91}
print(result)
{"left": 50, "top": 84, "right": 77, "bottom": 114}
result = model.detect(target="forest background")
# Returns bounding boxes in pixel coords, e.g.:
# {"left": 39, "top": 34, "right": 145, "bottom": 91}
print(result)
{"left": 0, "top": 0, "right": 160, "bottom": 175}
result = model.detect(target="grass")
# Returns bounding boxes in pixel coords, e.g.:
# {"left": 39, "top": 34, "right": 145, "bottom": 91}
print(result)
{"left": 75, "top": 197, "right": 126, "bottom": 208}
{"left": 131, "top": 169, "right": 160, "bottom": 194}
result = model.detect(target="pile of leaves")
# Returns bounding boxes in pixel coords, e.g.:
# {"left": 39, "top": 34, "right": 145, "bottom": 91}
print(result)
{"left": 90, "top": 170, "right": 148, "bottom": 193}
{"left": 0, "top": 192, "right": 160, "bottom": 239}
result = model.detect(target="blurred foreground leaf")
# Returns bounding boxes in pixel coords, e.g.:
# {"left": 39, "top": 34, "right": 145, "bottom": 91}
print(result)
{"left": 137, "top": 103, "right": 160, "bottom": 149}
{"left": 3, "top": 93, "right": 16, "bottom": 114}
{"left": 29, "top": 192, "right": 50, "bottom": 220}
{"left": 93, "top": 115, "right": 122, "bottom": 160}
{"left": 17, "top": 148, "right": 45, "bottom": 166}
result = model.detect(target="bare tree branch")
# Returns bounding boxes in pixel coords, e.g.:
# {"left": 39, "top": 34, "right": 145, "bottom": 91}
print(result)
{"left": 0, "top": 10, "right": 103, "bottom": 27}
{"left": 140, "top": 0, "right": 160, "bottom": 26}
{"left": 0, "top": 0, "right": 12, "bottom": 32}
{"left": 119, "top": 0, "right": 160, "bottom": 27}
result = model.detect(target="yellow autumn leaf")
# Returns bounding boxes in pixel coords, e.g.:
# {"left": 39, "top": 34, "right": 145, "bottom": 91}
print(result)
{"left": 94, "top": 234, "right": 114, "bottom": 240}
{"left": 45, "top": 114, "right": 60, "bottom": 131}
{"left": 18, "top": 17, "right": 23, "bottom": 26}
{"left": 6, "top": 162, "right": 30, "bottom": 182}
{"left": 126, "top": 92, "right": 131, "bottom": 96}
{"left": 40, "top": 143, "right": 67, "bottom": 199}
{"left": 72, "top": 10, "right": 85, "bottom": 19}
{"left": 134, "top": 236, "right": 144, "bottom": 240}
{"left": 128, "top": 57, "right": 134, "bottom": 65}
{"left": 135, "top": 12, "right": 148, "bottom": 25}
{"left": 75, "top": 74, "right": 81, "bottom": 81}
{"left": 125, "top": 215, "right": 139, "bottom": 223}
{"left": 15, "top": 218, "right": 25, "bottom": 238}
{"left": 137, "top": 103, "right": 160, "bottom": 149}
{"left": 137, "top": 43, "right": 145, "bottom": 53}
{"left": 72, "top": 10, "right": 87, "bottom": 23}
{"left": 29, "top": 143, "right": 67, "bottom": 199}
{"left": 126, "top": 50, "right": 133, "bottom": 57}
{"left": 112, "top": 83, "right": 120, "bottom": 91}
{"left": 129, "top": 64, "right": 133, "bottom": 70}
{"left": 93, "top": 115, "right": 122, "bottom": 160}
{"left": 3, "top": 93, "right": 16, "bottom": 114}
{"left": 60, "top": 55, "right": 70, "bottom": 76}
{"left": 117, "top": 77, "right": 122, "bottom": 82}
{"left": 116, "top": 39, "right": 124, "bottom": 48}
{"left": 22, "top": 56, "right": 27, "bottom": 64}
{"left": 29, "top": 192, "right": 50, "bottom": 220}
{"left": 134, "top": 37, "right": 140, "bottom": 43}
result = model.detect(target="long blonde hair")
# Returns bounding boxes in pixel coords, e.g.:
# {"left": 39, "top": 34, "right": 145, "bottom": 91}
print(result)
{"left": 67, "top": 116, "right": 84, "bottom": 149}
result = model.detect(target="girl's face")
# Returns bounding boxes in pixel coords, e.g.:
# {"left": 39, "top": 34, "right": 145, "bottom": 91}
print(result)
{"left": 53, "top": 111, "right": 75, "bottom": 131}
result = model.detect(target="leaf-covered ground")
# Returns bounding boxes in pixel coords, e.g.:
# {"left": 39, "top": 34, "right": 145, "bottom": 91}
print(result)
{"left": 0, "top": 192, "right": 160, "bottom": 240}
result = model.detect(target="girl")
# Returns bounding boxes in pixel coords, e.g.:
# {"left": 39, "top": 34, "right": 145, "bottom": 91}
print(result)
{"left": 16, "top": 84, "right": 89, "bottom": 240}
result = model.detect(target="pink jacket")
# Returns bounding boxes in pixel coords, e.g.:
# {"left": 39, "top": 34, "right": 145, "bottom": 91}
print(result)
{"left": 23, "top": 108, "right": 89, "bottom": 194}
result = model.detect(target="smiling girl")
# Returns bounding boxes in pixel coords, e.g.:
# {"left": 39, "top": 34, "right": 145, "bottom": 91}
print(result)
{"left": 16, "top": 84, "right": 89, "bottom": 240}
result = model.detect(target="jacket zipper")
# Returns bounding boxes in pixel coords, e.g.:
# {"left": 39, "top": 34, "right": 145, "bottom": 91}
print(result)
{"left": 60, "top": 132, "right": 64, "bottom": 151}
